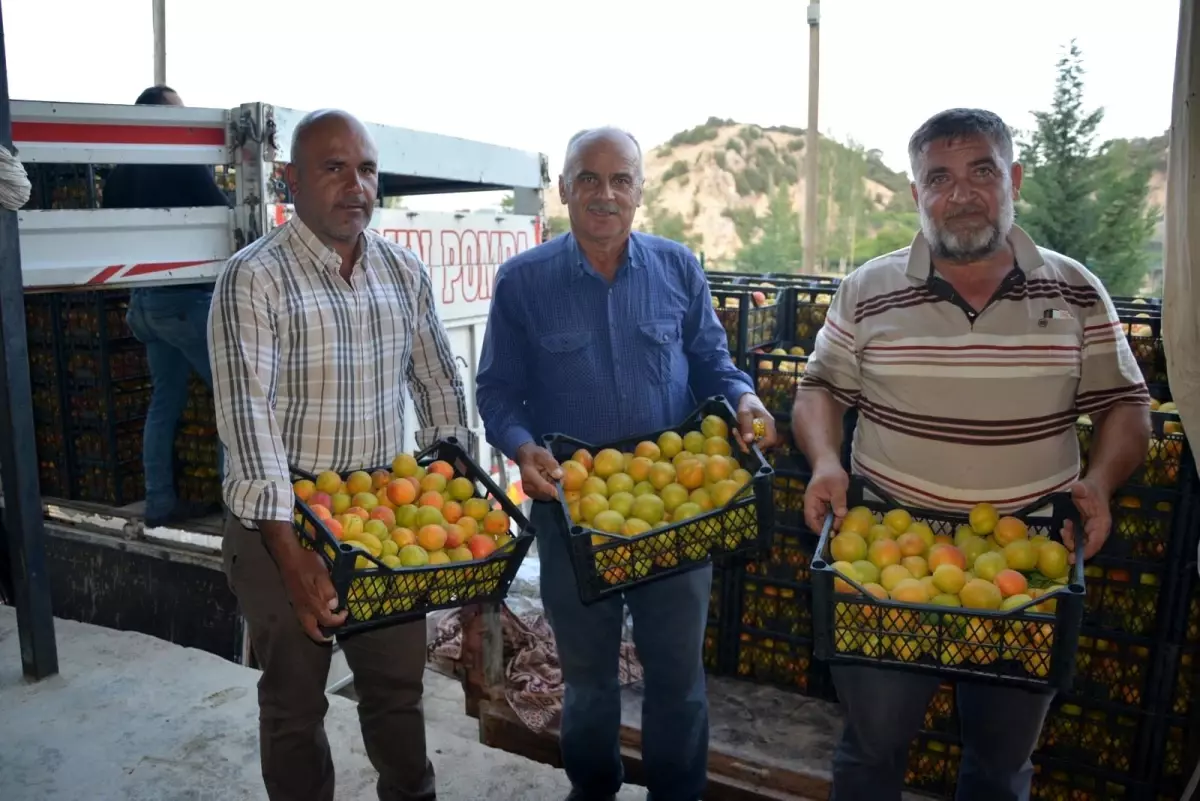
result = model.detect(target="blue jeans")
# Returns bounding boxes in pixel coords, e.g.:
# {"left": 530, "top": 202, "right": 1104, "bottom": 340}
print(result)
{"left": 125, "top": 286, "right": 218, "bottom": 521}
{"left": 532, "top": 501, "right": 711, "bottom": 801}
{"left": 830, "top": 665, "right": 1054, "bottom": 801}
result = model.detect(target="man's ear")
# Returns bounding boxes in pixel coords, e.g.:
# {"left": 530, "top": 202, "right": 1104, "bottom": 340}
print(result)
{"left": 558, "top": 174, "right": 567, "bottom": 205}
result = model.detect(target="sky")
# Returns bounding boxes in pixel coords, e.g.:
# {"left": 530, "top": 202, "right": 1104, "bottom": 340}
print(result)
{"left": 4, "top": 0, "right": 1182, "bottom": 211}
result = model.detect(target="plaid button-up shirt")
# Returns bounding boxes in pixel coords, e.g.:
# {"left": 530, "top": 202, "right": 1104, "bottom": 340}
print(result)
{"left": 208, "top": 215, "right": 473, "bottom": 524}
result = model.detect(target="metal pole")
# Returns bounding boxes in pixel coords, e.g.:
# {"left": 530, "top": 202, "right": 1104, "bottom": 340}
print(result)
{"left": 152, "top": 0, "right": 166, "bottom": 85}
{"left": 0, "top": 0, "right": 59, "bottom": 680}
{"left": 803, "top": 1, "right": 821, "bottom": 273}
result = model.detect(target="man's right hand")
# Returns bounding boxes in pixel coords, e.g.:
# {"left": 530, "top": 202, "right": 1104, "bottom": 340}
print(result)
{"left": 260, "top": 523, "right": 348, "bottom": 643}
{"left": 804, "top": 460, "right": 850, "bottom": 534}
{"left": 516, "top": 442, "right": 563, "bottom": 501}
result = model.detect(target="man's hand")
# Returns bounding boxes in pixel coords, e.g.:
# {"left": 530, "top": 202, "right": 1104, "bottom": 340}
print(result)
{"left": 1061, "top": 477, "right": 1112, "bottom": 564}
{"left": 277, "top": 545, "right": 347, "bottom": 643}
{"left": 804, "top": 460, "right": 850, "bottom": 534}
{"left": 516, "top": 442, "right": 563, "bottom": 501}
{"left": 736, "top": 393, "right": 781, "bottom": 453}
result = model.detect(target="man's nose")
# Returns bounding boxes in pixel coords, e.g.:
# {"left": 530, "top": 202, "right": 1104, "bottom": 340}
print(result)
{"left": 948, "top": 180, "right": 975, "bottom": 203}
{"left": 598, "top": 179, "right": 617, "bottom": 200}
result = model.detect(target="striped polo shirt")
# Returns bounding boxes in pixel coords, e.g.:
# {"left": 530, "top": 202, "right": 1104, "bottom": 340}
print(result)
{"left": 799, "top": 225, "right": 1149, "bottom": 513}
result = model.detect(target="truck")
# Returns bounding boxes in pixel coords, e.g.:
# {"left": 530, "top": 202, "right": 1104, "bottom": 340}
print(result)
{"left": 7, "top": 98, "right": 548, "bottom": 678}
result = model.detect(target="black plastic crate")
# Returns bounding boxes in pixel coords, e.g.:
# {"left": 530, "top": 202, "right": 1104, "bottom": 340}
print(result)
{"left": 1102, "top": 486, "right": 1183, "bottom": 563}
{"left": 709, "top": 287, "right": 786, "bottom": 368}
{"left": 812, "top": 477, "right": 1086, "bottom": 691}
{"left": 1081, "top": 557, "right": 1167, "bottom": 638}
{"left": 1146, "top": 716, "right": 1200, "bottom": 801}
{"left": 1071, "top": 632, "right": 1158, "bottom": 709}
{"left": 789, "top": 285, "right": 836, "bottom": 345}
{"left": 71, "top": 463, "right": 143, "bottom": 506}
{"left": 738, "top": 574, "right": 815, "bottom": 640}
{"left": 923, "top": 682, "right": 958, "bottom": 736}
{"left": 292, "top": 438, "right": 535, "bottom": 637}
{"left": 1118, "top": 312, "right": 1167, "bottom": 384}
{"left": 1078, "top": 412, "right": 1190, "bottom": 491}
{"left": 1037, "top": 696, "right": 1153, "bottom": 776}
{"left": 1031, "top": 755, "right": 1151, "bottom": 801}
{"left": 704, "top": 558, "right": 737, "bottom": 675}
{"left": 750, "top": 345, "right": 810, "bottom": 419}
{"left": 542, "top": 396, "right": 775, "bottom": 605}
{"left": 59, "top": 291, "right": 137, "bottom": 344}
{"left": 904, "top": 731, "right": 961, "bottom": 800}
{"left": 731, "top": 628, "right": 832, "bottom": 697}
{"left": 71, "top": 418, "right": 144, "bottom": 464}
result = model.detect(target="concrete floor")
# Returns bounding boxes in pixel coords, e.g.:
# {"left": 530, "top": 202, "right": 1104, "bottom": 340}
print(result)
{"left": 0, "top": 607, "right": 645, "bottom": 801}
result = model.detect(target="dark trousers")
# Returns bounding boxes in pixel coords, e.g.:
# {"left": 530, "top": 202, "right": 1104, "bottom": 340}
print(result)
{"left": 532, "top": 501, "right": 711, "bottom": 801}
{"left": 830, "top": 664, "right": 1054, "bottom": 801}
{"left": 222, "top": 517, "right": 435, "bottom": 801}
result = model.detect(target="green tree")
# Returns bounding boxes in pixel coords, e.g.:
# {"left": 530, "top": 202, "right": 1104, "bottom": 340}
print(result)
{"left": 499, "top": 194, "right": 515, "bottom": 212}
{"left": 734, "top": 184, "right": 805, "bottom": 273}
{"left": 1018, "top": 41, "right": 1157, "bottom": 293}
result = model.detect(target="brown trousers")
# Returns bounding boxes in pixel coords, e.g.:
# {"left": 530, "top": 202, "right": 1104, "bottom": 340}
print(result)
{"left": 223, "top": 517, "right": 436, "bottom": 801}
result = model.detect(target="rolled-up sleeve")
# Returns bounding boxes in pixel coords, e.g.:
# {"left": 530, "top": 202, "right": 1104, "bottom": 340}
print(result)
{"left": 682, "top": 255, "right": 755, "bottom": 405}
{"left": 207, "top": 258, "right": 293, "bottom": 524}
{"left": 404, "top": 252, "right": 475, "bottom": 453}
{"left": 1075, "top": 278, "right": 1151, "bottom": 415}
{"left": 476, "top": 266, "right": 537, "bottom": 460}
{"left": 798, "top": 278, "right": 862, "bottom": 407}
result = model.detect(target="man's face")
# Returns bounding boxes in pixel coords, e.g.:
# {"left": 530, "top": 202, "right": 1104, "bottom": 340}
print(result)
{"left": 286, "top": 116, "right": 379, "bottom": 244}
{"left": 910, "top": 133, "right": 1023, "bottom": 262}
{"left": 558, "top": 133, "right": 642, "bottom": 244}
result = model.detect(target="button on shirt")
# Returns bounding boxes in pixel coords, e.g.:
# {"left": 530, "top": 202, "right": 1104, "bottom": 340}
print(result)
{"left": 476, "top": 232, "right": 754, "bottom": 457}
{"left": 208, "top": 216, "right": 473, "bottom": 524}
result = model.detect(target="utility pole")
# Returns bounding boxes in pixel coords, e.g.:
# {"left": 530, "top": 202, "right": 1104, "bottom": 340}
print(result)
{"left": 152, "top": 0, "right": 166, "bottom": 85}
{"left": 803, "top": 0, "right": 821, "bottom": 274}
{"left": 0, "top": 0, "right": 60, "bottom": 680}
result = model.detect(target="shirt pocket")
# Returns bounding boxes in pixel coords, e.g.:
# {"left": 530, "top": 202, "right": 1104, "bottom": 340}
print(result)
{"left": 637, "top": 319, "right": 682, "bottom": 385}
{"left": 1026, "top": 315, "right": 1083, "bottom": 379}
{"left": 538, "top": 330, "right": 595, "bottom": 390}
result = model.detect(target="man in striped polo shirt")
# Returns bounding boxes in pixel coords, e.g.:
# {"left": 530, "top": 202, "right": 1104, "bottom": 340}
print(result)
{"left": 792, "top": 108, "right": 1150, "bottom": 801}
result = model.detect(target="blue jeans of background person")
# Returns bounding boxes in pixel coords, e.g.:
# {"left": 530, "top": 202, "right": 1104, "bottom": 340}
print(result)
{"left": 531, "top": 501, "right": 711, "bottom": 801}
{"left": 125, "top": 286, "right": 219, "bottom": 523}
{"left": 831, "top": 665, "right": 1054, "bottom": 801}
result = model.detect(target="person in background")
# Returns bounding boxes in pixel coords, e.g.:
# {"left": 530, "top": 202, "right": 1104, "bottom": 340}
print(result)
{"left": 792, "top": 107, "right": 1151, "bottom": 801}
{"left": 102, "top": 85, "right": 232, "bottom": 527}
{"left": 476, "top": 127, "right": 780, "bottom": 801}
{"left": 210, "top": 108, "right": 470, "bottom": 801}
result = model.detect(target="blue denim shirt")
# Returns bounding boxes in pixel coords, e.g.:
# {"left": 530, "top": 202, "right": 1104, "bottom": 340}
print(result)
{"left": 476, "top": 231, "right": 755, "bottom": 457}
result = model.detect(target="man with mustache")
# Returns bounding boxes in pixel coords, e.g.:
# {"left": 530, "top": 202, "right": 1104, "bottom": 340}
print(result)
{"left": 476, "top": 127, "right": 780, "bottom": 801}
{"left": 792, "top": 108, "right": 1151, "bottom": 800}
{"left": 209, "top": 109, "right": 471, "bottom": 801}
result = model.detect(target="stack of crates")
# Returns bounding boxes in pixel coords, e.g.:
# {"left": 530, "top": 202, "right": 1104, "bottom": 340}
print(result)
{"left": 174, "top": 376, "right": 222, "bottom": 513}
{"left": 23, "top": 291, "right": 150, "bottom": 507}
{"left": 705, "top": 271, "right": 1200, "bottom": 799}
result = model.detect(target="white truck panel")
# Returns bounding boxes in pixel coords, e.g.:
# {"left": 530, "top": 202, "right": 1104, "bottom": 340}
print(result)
{"left": 266, "top": 105, "right": 546, "bottom": 190}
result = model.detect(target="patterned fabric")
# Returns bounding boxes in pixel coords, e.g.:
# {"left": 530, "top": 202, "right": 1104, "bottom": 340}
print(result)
{"left": 428, "top": 604, "right": 643, "bottom": 733}
{"left": 800, "top": 225, "right": 1149, "bottom": 513}
{"left": 476, "top": 231, "right": 754, "bottom": 458}
{"left": 208, "top": 215, "right": 473, "bottom": 524}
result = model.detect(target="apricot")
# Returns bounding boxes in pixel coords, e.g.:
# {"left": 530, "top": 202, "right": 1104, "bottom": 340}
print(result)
{"left": 562, "top": 460, "right": 589, "bottom": 492}
{"left": 386, "top": 479, "right": 417, "bottom": 506}
{"left": 417, "top": 524, "right": 447, "bottom": 551}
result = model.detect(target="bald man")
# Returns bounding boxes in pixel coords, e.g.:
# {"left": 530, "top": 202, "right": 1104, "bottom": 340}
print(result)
{"left": 208, "top": 109, "right": 473, "bottom": 801}
{"left": 477, "top": 128, "right": 779, "bottom": 801}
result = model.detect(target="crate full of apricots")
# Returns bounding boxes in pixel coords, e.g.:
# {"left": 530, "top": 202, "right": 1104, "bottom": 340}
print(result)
{"left": 543, "top": 396, "right": 775, "bottom": 605}
{"left": 811, "top": 477, "right": 1086, "bottom": 691}
{"left": 291, "top": 437, "right": 533, "bottom": 636}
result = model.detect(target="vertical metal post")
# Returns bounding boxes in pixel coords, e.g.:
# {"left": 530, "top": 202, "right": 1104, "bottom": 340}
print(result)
{"left": 0, "top": 0, "right": 59, "bottom": 680}
{"left": 803, "top": 1, "right": 821, "bottom": 273}
{"left": 152, "top": 0, "right": 166, "bottom": 85}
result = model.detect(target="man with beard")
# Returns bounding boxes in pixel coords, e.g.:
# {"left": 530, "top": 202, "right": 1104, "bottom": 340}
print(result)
{"left": 476, "top": 127, "right": 780, "bottom": 801}
{"left": 792, "top": 108, "right": 1150, "bottom": 801}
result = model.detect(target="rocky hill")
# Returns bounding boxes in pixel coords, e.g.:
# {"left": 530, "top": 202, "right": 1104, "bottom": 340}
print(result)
{"left": 543, "top": 120, "right": 1169, "bottom": 276}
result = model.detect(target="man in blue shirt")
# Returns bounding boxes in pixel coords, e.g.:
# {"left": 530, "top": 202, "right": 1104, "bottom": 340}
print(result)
{"left": 476, "top": 127, "right": 779, "bottom": 801}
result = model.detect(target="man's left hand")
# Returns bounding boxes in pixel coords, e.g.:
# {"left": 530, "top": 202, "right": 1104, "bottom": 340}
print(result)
{"left": 1061, "top": 477, "right": 1112, "bottom": 564}
{"left": 736, "top": 393, "right": 781, "bottom": 453}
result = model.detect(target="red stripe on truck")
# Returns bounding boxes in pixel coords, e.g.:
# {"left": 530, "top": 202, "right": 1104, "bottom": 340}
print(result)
{"left": 13, "top": 121, "right": 225, "bottom": 147}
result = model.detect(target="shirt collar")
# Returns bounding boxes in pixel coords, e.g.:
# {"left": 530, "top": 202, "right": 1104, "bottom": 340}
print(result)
{"left": 905, "top": 223, "right": 1045, "bottom": 282}
{"left": 567, "top": 230, "right": 643, "bottom": 281}
{"left": 286, "top": 214, "right": 370, "bottom": 276}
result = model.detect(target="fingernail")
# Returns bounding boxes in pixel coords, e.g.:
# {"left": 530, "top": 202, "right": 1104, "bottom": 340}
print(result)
{"left": 328, "top": 598, "right": 338, "bottom": 610}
